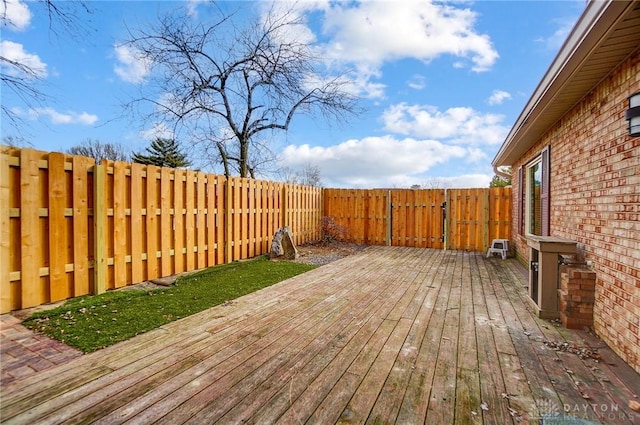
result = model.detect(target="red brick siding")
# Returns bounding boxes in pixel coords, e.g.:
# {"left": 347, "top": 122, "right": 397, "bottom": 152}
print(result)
{"left": 510, "top": 50, "right": 640, "bottom": 373}
{"left": 559, "top": 267, "right": 597, "bottom": 329}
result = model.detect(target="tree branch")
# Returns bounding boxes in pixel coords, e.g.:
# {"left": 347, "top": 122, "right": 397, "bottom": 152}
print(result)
{"left": 123, "top": 3, "right": 361, "bottom": 178}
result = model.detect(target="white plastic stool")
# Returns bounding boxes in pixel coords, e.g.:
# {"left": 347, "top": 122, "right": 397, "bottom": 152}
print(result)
{"left": 487, "top": 239, "right": 509, "bottom": 259}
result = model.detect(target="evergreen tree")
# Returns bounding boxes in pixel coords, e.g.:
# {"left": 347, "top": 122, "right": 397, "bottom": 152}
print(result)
{"left": 489, "top": 167, "right": 512, "bottom": 187}
{"left": 133, "top": 138, "right": 191, "bottom": 168}
{"left": 489, "top": 174, "right": 511, "bottom": 187}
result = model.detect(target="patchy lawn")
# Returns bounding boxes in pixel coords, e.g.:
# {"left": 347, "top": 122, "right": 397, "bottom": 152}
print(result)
{"left": 23, "top": 256, "right": 315, "bottom": 352}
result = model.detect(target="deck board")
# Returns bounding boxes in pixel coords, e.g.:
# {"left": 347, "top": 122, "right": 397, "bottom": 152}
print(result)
{"left": 2, "top": 247, "right": 639, "bottom": 425}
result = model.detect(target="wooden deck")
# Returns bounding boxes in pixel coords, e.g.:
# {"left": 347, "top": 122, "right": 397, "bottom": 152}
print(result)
{"left": 1, "top": 247, "right": 639, "bottom": 424}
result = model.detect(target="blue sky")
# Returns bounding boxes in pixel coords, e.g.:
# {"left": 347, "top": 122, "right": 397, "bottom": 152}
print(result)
{"left": 1, "top": 0, "right": 584, "bottom": 188}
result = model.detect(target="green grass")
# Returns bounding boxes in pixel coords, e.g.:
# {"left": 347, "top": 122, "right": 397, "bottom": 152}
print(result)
{"left": 23, "top": 256, "right": 315, "bottom": 352}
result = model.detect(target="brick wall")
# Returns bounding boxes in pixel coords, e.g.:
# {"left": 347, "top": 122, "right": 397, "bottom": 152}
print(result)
{"left": 559, "top": 267, "right": 597, "bottom": 330}
{"left": 510, "top": 50, "right": 640, "bottom": 373}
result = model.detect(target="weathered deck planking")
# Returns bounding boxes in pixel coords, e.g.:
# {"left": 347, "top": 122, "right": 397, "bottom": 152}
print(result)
{"left": 2, "top": 247, "right": 639, "bottom": 425}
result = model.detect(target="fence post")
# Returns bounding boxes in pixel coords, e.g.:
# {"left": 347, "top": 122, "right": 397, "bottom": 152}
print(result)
{"left": 386, "top": 190, "right": 392, "bottom": 246}
{"left": 444, "top": 189, "right": 451, "bottom": 250}
{"left": 0, "top": 152, "right": 10, "bottom": 313}
{"left": 320, "top": 187, "right": 325, "bottom": 242}
{"left": 483, "top": 189, "right": 490, "bottom": 252}
{"left": 93, "top": 163, "right": 107, "bottom": 295}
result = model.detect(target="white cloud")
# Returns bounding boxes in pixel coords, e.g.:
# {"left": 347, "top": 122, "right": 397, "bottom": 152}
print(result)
{"left": 75, "top": 112, "right": 99, "bottom": 125}
{"left": 304, "top": 68, "right": 386, "bottom": 100}
{"left": 186, "top": 0, "right": 207, "bottom": 18}
{"left": 423, "top": 174, "right": 493, "bottom": 189}
{"left": 24, "top": 107, "right": 98, "bottom": 125}
{"left": 0, "top": 0, "right": 31, "bottom": 31}
{"left": 465, "top": 147, "right": 488, "bottom": 163}
{"left": 317, "top": 1, "right": 498, "bottom": 72}
{"left": 0, "top": 40, "right": 47, "bottom": 78}
{"left": 260, "top": 0, "right": 321, "bottom": 46}
{"left": 407, "top": 75, "right": 427, "bottom": 91}
{"left": 382, "top": 103, "right": 508, "bottom": 145}
{"left": 139, "top": 122, "right": 174, "bottom": 140}
{"left": 280, "top": 136, "right": 469, "bottom": 188}
{"left": 113, "top": 45, "right": 152, "bottom": 84}
{"left": 487, "top": 89, "right": 511, "bottom": 106}
{"left": 265, "top": 1, "right": 498, "bottom": 99}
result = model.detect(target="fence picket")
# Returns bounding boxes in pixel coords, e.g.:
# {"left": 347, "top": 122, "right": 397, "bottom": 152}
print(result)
{"left": 184, "top": 170, "right": 195, "bottom": 270}
{"left": 130, "top": 163, "right": 143, "bottom": 284}
{"left": 48, "top": 153, "right": 67, "bottom": 301}
{"left": 93, "top": 163, "right": 107, "bottom": 295}
{"left": 145, "top": 165, "right": 159, "bottom": 280}
{"left": 240, "top": 178, "right": 248, "bottom": 259}
{"left": 71, "top": 155, "right": 92, "bottom": 297}
{"left": 206, "top": 176, "right": 215, "bottom": 267}
{"left": 160, "top": 167, "right": 172, "bottom": 277}
{"left": 19, "top": 150, "right": 42, "bottom": 308}
{"left": 196, "top": 173, "right": 206, "bottom": 269}
{"left": 248, "top": 179, "right": 255, "bottom": 258}
{"left": 232, "top": 179, "right": 241, "bottom": 261}
{"left": 113, "top": 161, "right": 127, "bottom": 289}
{"left": 215, "top": 176, "right": 225, "bottom": 265}
{"left": 174, "top": 170, "right": 185, "bottom": 274}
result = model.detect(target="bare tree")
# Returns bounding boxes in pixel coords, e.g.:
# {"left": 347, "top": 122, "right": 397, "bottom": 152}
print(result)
{"left": 420, "top": 178, "right": 453, "bottom": 189}
{"left": 67, "top": 139, "right": 129, "bottom": 162}
{"left": 122, "top": 4, "right": 360, "bottom": 178}
{"left": 298, "top": 163, "right": 322, "bottom": 187}
{"left": 280, "top": 162, "right": 323, "bottom": 187}
{"left": 2, "top": 135, "right": 31, "bottom": 148}
{"left": 278, "top": 166, "right": 300, "bottom": 185}
{"left": 1, "top": 0, "right": 91, "bottom": 129}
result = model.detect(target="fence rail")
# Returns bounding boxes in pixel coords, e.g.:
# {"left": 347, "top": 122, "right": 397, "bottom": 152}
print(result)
{"left": 1, "top": 147, "right": 511, "bottom": 313}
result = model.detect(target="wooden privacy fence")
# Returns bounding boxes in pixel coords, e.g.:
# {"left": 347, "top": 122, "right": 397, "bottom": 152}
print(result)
{"left": 0, "top": 148, "right": 322, "bottom": 313}
{"left": 323, "top": 189, "right": 445, "bottom": 248}
{"left": 1, "top": 147, "right": 511, "bottom": 313}
{"left": 323, "top": 187, "right": 511, "bottom": 251}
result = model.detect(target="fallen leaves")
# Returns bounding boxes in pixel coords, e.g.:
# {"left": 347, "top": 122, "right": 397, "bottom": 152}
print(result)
{"left": 543, "top": 340, "right": 600, "bottom": 361}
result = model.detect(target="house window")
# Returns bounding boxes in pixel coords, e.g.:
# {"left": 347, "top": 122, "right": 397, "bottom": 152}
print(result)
{"left": 520, "top": 145, "right": 550, "bottom": 237}
{"left": 526, "top": 159, "right": 542, "bottom": 235}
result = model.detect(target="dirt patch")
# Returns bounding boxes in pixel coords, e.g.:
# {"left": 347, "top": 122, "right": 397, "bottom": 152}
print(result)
{"left": 294, "top": 241, "right": 369, "bottom": 266}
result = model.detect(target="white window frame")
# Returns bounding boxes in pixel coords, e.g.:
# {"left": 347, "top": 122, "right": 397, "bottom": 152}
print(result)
{"left": 525, "top": 156, "right": 542, "bottom": 236}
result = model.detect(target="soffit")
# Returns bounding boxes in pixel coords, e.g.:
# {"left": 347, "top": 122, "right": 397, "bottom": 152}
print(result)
{"left": 493, "top": 1, "right": 640, "bottom": 167}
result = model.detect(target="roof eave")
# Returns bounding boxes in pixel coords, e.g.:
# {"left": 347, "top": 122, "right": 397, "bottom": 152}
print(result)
{"left": 492, "top": 0, "right": 635, "bottom": 168}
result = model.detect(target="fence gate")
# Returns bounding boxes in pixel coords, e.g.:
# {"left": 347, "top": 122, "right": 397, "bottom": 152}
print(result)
{"left": 445, "top": 188, "right": 511, "bottom": 252}
{"left": 389, "top": 189, "right": 445, "bottom": 249}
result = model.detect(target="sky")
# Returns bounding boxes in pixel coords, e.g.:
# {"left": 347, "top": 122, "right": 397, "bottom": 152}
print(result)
{"left": 0, "top": 0, "right": 585, "bottom": 188}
